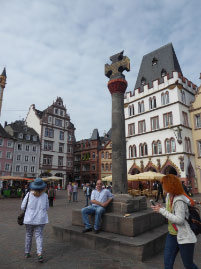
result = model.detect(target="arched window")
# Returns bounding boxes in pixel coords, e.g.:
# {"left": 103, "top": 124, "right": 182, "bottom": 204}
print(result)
{"left": 141, "top": 101, "right": 145, "bottom": 112}
{"left": 129, "top": 146, "right": 133, "bottom": 158}
{"left": 105, "top": 163, "right": 108, "bottom": 170}
{"left": 187, "top": 138, "right": 192, "bottom": 153}
{"left": 161, "top": 69, "right": 167, "bottom": 77}
{"left": 133, "top": 145, "right": 137, "bottom": 157}
{"left": 165, "top": 139, "right": 171, "bottom": 153}
{"left": 101, "top": 163, "right": 104, "bottom": 170}
{"left": 161, "top": 93, "right": 165, "bottom": 105}
{"left": 158, "top": 141, "right": 162, "bottom": 154}
{"left": 185, "top": 137, "right": 188, "bottom": 152}
{"left": 144, "top": 143, "right": 148, "bottom": 155}
{"left": 101, "top": 152, "right": 104, "bottom": 158}
{"left": 128, "top": 104, "right": 135, "bottom": 117}
{"left": 171, "top": 138, "right": 176, "bottom": 152}
{"left": 152, "top": 140, "right": 162, "bottom": 155}
{"left": 110, "top": 163, "right": 112, "bottom": 171}
{"left": 139, "top": 144, "right": 144, "bottom": 156}
{"left": 165, "top": 91, "right": 169, "bottom": 104}
{"left": 149, "top": 97, "right": 156, "bottom": 110}
{"left": 181, "top": 91, "right": 186, "bottom": 104}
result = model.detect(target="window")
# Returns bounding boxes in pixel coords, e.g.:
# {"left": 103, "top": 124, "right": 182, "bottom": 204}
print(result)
{"left": 197, "top": 141, "right": 201, "bottom": 157}
{"left": 139, "top": 143, "right": 147, "bottom": 156}
{"left": 32, "top": 156, "right": 36, "bottom": 162}
{"left": 105, "top": 163, "right": 109, "bottom": 170}
{"left": 18, "top": 133, "right": 23, "bottom": 139}
{"left": 161, "top": 93, "right": 165, "bottom": 105}
{"left": 92, "top": 152, "right": 95, "bottom": 159}
{"left": 55, "top": 118, "right": 62, "bottom": 127}
{"left": 48, "top": 116, "right": 52, "bottom": 123}
{"left": 55, "top": 108, "right": 58, "bottom": 114}
{"left": 128, "top": 104, "right": 135, "bottom": 117}
{"left": 25, "top": 145, "right": 29, "bottom": 151}
{"left": 161, "top": 91, "right": 169, "bottom": 105}
{"left": 43, "top": 155, "right": 53, "bottom": 165}
{"left": 165, "top": 92, "right": 169, "bottom": 104}
{"left": 165, "top": 139, "right": 171, "bottom": 153}
{"left": 17, "top": 155, "right": 21, "bottom": 161}
{"left": 0, "top": 151, "right": 2, "bottom": 158}
{"left": 110, "top": 163, "right": 112, "bottom": 170}
{"left": 105, "top": 152, "right": 109, "bottom": 159}
{"left": 182, "top": 111, "right": 189, "bottom": 127}
{"left": 171, "top": 138, "right": 176, "bottom": 152}
{"left": 31, "top": 166, "right": 35, "bottom": 172}
{"left": 165, "top": 138, "right": 176, "bottom": 153}
{"left": 5, "top": 163, "right": 10, "bottom": 171}
{"left": 138, "top": 101, "right": 145, "bottom": 113}
{"left": 195, "top": 114, "right": 201, "bottom": 128}
{"left": 181, "top": 91, "right": 186, "bottom": 104}
{"left": 26, "top": 135, "right": 30, "bottom": 140}
{"left": 17, "top": 144, "right": 22, "bottom": 150}
{"left": 141, "top": 77, "right": 146, "bottom": 86}
{"left": 139, "top": 144, "right": 144, "bottom": 156}
{"left": 7, "top": 140, "right": 13, "bottom": 147}
{"left": 44, "top": 141, "right": 53, "bottom": 151}
{"left": 152, "top": 57, "right": 158, "bottom": 66}
{"left": 128, "top": 123, "right": 135, "bottom": 136}
{"left": 60, "top": 131, "right": 64, "bottom": 140}
{"left": 24, "top": 166, "right": 28, "bottom": 172}
{"left": 60, "top": 110, "right": 64, "bottom": 116}
{"left": 16, "top": 165, "right": 20, "bottom": 172}
{"left": 149, "top": 97, "right": 156, "bottom": 110}
{"left": 6, "top": 152, "right": 11, "bottom": 159}
{"left": 163, "top": 112, "right": 173, "bottom": 127}
{"left": 185, "top": 137, "right": 191, "bottom": 153}
{"left": 65, "top": 121, "right": 69, "bottom": 127}
{"left": 0, "top": 138, "right": 3, "bottom": 146}
{"left": 151, "top": 116, "right": 159, "bottom": 131}
{"left": 129, "top": 146, "right": 133, "bottom": 158}
{"left": 58, "top": 156, "right": 63, "bottom": 167}
{"left": 91, "top": 164, "right": 96, "bottom": 171}
{"left": 144, "top": 143, "right": 148, "bottom": 155}
{"left": 138, "top": 120, "right": 146, "bottom": 134}
{"left": 32, "top": 146, "right": 36, "bottom": 152}
{"left": 68, "top": 134, "right": 72, "bottom": 141}
{"left": 133, "top": 145, "right": 137, "bottom": 157}
{"left": 25, "top": 156, "right": 29, "bottom": 162}
{"left": 59, "top": 143, "right": 64, "bottom": 153}
{"left": 44, "top": 128, "right": 54, "bottom": 138}
{"left": 161, "top": 69, "right": 167, "bottom": 77}
{"left": 101, "top": 164, "right": 104, "bottom": 170}
{"left": 67, "top": 161, "right": 72, "bottom": 167}
{"left": 101, "top": 152, "right": 104, "bottom": 158}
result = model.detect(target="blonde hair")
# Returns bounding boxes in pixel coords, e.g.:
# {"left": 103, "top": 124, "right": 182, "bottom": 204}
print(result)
{"left": 32, "top": 189, "right": 45, "bottom": 197}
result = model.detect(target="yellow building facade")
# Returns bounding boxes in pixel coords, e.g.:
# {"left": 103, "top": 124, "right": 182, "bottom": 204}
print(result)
{"left": 99, "top": 140, "right": 112, "bottom": 181}
{"left": 189, "top": 84, "right": 201, "bottom": 193}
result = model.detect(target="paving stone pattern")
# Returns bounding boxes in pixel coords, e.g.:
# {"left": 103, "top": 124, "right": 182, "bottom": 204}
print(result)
{"left": 0, "top": 190, "right": 201, "bottom": 269}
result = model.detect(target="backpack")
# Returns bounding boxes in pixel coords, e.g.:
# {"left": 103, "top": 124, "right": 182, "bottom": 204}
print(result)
{"left": 186, "top": 205, "right": 201, "bottom": 235}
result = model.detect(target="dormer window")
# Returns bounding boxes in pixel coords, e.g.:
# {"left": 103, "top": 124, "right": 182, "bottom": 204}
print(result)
{"left": 55, "top": 108, "right": 58, "bottom": 114}
{"left": 152, "top": 57, "right": 158, "bottom": 66}
{"left": 18, "top": 133, "right": 23, "bottom": 139}
{"left": 26, "top": 135, "right": 30, "bottom": 140}
{"left": 161, "top": 69, "right": 167, "bottom": 77}
{"left": 141, "top": 77, "right": 146, "bottom": 86}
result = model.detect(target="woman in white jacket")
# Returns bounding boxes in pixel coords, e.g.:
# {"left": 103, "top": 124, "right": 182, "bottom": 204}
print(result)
{"left": 21, "top": 178, "right": 49, "bottom": 263}
{"left": 151, "top": 174, "right": 198, "bottom": 269}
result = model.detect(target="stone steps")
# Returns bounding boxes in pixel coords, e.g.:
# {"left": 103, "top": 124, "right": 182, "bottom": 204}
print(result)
{"left": 72, "top": 208, "right": 166, "bottom": 237}
{"left": 52, "top": 224, "right": 168, "bottom": 261}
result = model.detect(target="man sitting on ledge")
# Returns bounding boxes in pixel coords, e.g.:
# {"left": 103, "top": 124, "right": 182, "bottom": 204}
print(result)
{"left": 81, "top": 179, "right": 113, "bottom": 234}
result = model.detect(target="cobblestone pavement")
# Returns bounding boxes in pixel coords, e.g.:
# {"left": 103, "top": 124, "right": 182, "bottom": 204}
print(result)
{"left": 0, "top": 190, "right": 201, "bottom": 269}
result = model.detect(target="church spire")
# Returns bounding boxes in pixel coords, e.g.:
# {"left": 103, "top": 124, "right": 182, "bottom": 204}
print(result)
{"left": 0, "top": 67, "right": 7, "bottom": 88}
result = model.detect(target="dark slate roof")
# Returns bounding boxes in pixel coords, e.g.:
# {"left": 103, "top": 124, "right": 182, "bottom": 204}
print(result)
{"left": 1, "top": 67, "right": 6, "bottom": 77}
{"left": 7, "top": 121, "right": 39, "bottom": 138}
{"left": 35, "top": 108, "right": 43, "bottom": 119}
{"left": 135, "top": 43, "right": 182, "bottom": 92}
{"left": 0, "top": 124, "right": 13, "bottom": 139}
{"left": 90, "top": 129, "right": 99, "bottom": 140}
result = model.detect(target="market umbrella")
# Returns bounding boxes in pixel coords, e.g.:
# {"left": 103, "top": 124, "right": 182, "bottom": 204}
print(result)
{"left": 102, "top": 174, "right": 139, "bottom": 182}
{"left": 0, "top": 176, "right": 29, "bottom": 181}
{"left": 42, "top": 176, "right": 63, "bottom": 182}
{"left": 127, "top": 171, "right": 165, "bottom": 181}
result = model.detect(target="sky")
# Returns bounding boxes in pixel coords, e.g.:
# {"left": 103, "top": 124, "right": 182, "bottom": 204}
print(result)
{"left": 0, "top": 0, "right": 201, "bottom": 140}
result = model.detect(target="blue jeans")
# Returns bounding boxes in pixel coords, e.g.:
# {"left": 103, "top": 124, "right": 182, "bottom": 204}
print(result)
{"left": 86, "top": 195, "right": 90, "bottom": 206}
{"left": 164, "top": 233, "right": 198, "bottom": 269}
{"left": 73, "top": 192, "right": 77, "bottom": 201}
{"left": 81, "top": 205, "right": 106, "bottom": 231}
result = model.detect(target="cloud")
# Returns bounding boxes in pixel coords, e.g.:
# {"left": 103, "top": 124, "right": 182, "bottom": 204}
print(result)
{"left": 0, "top": 0, "right": 201, "bottom": 140}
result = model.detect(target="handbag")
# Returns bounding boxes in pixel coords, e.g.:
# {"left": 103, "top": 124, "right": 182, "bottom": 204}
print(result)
{"left": 17, "top": 192, "right": 30, "bottom": 225}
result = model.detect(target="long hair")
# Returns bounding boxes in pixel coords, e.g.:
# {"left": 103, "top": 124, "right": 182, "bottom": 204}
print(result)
{"left": 161, "top": 174, "right": 184, "bottom": 195}
{"left": 32, "top": 189, "right": 45, "bottom": 197}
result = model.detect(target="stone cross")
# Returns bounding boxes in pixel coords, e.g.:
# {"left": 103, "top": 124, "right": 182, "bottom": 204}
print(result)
{"left": 105, "top": 51, "right": 130, "bottom": 80}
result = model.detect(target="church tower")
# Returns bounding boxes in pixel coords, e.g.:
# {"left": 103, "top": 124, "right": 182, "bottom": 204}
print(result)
{"left": 0, "top": 68, "right": 7, "bottom": 117}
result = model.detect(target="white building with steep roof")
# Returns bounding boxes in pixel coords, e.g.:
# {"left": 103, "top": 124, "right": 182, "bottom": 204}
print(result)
{"left": 124, "top": 43, "right": 198, "bottom": 192}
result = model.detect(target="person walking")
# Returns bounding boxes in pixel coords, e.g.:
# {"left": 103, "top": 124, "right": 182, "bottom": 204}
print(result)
{"left": 155, "top": 181, "right": 165, "bottom": 203}
{"left": 21, "top": 178, "right": 49, "bottom": 263}
{"left": 48, "top": 185, "right": 55, "bottom": 207}
{"left": 73, "top": 182, "right": 78, "bottom": 202}
{"left": 81, "top": 180, "right": 113, "bottom": 234}
{"left": 151, "top": 174, "right": 198, "bottom": 269}
{"left": 67, "top": 182, "right": 72, "bottom": 203}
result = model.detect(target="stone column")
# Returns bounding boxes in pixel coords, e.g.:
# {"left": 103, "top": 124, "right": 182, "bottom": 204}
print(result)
{"left": 108, "top": 78, "right": 128, "bottom": 194}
